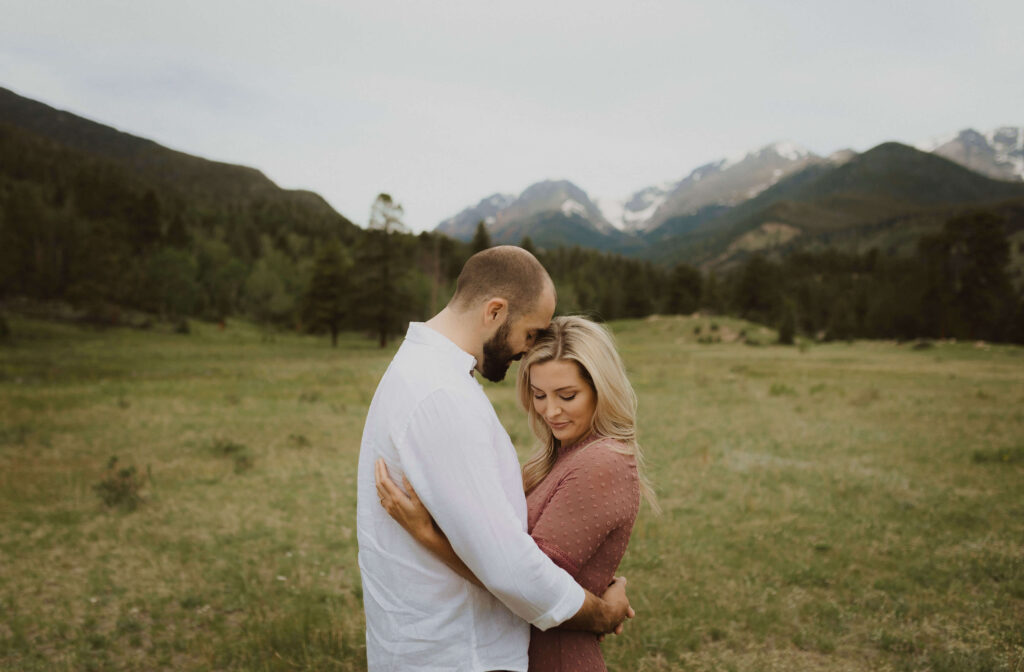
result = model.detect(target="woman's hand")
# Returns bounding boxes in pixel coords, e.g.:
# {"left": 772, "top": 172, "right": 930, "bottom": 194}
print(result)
{"left": 375, "top": 458, "right": 438, "bottom": 544}
{"left": 374, "top": 459, "right": 484, "bottom": 588}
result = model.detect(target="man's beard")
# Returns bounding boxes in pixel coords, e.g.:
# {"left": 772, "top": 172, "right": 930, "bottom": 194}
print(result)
{"left": 480, "top": 320, "right": 520, "bottom": 382}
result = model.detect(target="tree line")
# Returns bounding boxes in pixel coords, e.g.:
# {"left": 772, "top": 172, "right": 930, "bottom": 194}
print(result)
{"left": 2, "top": 131, "right": 1021, "bottom": 346}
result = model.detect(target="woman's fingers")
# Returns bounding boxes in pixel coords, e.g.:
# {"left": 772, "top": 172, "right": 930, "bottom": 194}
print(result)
{"left": 376, "top": 459, "right": 417, "bottom": 513}
{"left": 402, "top": 476, "right": 420, "bottom": 505}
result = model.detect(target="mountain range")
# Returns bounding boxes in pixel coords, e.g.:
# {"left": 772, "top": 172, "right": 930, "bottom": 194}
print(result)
{"left": 2, "top": 84, "right": 1020, "bottom": 273}
{"left": 437, "top": 127, "right": 1024, "bottom": 268}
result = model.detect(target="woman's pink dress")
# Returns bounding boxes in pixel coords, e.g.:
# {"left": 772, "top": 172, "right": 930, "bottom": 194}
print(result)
{"left": 526, "top": 434, "right": 641, "bottom": 672}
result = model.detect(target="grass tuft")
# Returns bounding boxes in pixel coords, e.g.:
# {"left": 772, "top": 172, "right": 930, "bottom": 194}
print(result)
{"left": 972, "top": 446, "right": 1024, "bottom": 464}
{"left": 92, "top": 456, "right": 147, "bottom": 512}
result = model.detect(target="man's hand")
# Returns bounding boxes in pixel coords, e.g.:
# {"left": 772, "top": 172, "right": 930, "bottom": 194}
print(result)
{"left": 599, "top": 577, "right": 635, "bottom": 638}
{"left": 561, "top": 575, "right": 634, "bottom": 636}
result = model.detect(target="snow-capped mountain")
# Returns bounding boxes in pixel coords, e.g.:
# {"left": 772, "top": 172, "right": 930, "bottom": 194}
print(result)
{"left": 594, "top": 142, "right": 820, "bottom": 234}
{"left": 501, "top": 180, "right": 617, "bottom": 235}
{"left": 596, "top": 181, "right": 677, "bottom": 232}
{"left": 916, "top": 127, "right": 1024, "bottom": 182}
{"left": 435, "top": 192, "right": 516, "bottom": 240}
{"left": 640, "top": 141, "right": 820, "bottom": 232}
{"left": 434, "top": 129, "right": 1023, "bottom": 252}
{"left": 435, "top": 180, "right": 615, "bottom": 243}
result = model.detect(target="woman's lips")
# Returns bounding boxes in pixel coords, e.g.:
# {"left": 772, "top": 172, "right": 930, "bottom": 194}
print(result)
{"left": 547, "top": 421, "right": 570, "bottom": 430}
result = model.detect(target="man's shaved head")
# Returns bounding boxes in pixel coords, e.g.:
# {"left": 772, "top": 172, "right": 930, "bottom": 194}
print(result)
{"left": 450, "top": 246, "right": 555, "bottom": 318}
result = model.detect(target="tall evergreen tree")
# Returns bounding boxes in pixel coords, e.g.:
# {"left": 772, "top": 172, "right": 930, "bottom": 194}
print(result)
{"left": 303, "top": 238, "right": 351, "bottom": 347}
{"left": 945, "top": 211, "right": 1014, "bottom": 339}
{"left": 471, "top": 221, "right": 492, "bottom": 254}
{"left": 667, "top": 263, "right": 702, "bottom": 315}
{"left": 357, "top": 194, "right": 413, "bottom": 347}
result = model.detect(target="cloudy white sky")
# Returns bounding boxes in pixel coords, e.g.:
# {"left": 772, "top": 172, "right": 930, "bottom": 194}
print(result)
{"left": 2, "top": 0, "right": 1022, "bottom": 232}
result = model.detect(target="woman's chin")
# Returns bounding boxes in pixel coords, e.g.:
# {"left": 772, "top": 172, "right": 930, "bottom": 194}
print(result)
{"left": 552, "top": 427, "right": 584, "bottom": 446}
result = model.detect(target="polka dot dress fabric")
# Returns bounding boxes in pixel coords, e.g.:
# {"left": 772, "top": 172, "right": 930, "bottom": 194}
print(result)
{"left": 526, "top": 434, "right": 641, "bottom": 672}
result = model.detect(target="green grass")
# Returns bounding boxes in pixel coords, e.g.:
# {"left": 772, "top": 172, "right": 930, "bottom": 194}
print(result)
{"left": 1, "top": 314, "right": 1022, "bottom": 671}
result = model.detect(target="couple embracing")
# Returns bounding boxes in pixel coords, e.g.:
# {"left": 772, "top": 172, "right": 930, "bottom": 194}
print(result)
{"left": 356, "top": 246, "right": 658, "bottom": 671}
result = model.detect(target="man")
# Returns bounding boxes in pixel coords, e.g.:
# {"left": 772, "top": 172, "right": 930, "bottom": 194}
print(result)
{"left": 356, "top": 246, "right": 632, "bottom": 671}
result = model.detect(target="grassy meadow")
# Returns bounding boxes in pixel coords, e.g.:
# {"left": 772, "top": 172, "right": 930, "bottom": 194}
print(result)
{"left": 1, "top": 315, "right": 1022, "bottom": 671}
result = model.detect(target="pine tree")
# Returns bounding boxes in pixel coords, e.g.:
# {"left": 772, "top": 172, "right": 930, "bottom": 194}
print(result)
{"left": 303, "top": 238, "right": 351, "bottom": 347}
{"left": 777, "top": 299, "right": 797, "bottom": 345}
{"left": 356, "top": 194, "right": 413, "bottom": 347}
{"left": 667, "top": 263, "right": 702, "bottom": 315}
{"left": 471, "top": 221, "right": 492, "bottom": 254}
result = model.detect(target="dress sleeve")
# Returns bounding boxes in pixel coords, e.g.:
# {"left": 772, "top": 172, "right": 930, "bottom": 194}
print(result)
{"left": 530, "top": 444, "right": 639, "bottom": 578}
{"left": 395, "top": 387, "right": 585, "bottom": 631}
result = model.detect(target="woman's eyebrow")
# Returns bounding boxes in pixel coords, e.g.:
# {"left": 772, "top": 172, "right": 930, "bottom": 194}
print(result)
{"left": 531, "top": 385, "right": 579, "bottom": 392}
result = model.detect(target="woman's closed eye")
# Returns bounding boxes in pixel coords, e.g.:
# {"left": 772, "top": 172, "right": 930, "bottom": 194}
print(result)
{"left": 533, "top": 393, "right": 577, "bottom": 401}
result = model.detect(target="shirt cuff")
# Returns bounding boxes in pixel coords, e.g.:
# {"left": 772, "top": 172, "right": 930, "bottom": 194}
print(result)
{"left": 531, "top": 581, "right": 586, "bottom": 631}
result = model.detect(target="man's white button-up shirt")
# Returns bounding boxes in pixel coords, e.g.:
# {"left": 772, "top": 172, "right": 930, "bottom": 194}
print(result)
{"left": 356, "top": 322, "right": 585, "bottom": 672}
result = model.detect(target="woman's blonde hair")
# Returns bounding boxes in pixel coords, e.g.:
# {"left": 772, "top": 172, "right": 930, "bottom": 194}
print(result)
{"left": 518, "top": 315, "right": 659, "bottom": 512}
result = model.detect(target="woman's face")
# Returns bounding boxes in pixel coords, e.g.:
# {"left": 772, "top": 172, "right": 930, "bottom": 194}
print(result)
{"left": 529, "top": 359, "right": 596, "bottom": 447}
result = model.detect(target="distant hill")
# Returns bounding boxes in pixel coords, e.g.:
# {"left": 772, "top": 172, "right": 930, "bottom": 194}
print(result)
{"left": 0, "top": 86, "right": 366, "bottom": 327}
{"left": 0, "top": 86, "right": 354, "bottom": 229}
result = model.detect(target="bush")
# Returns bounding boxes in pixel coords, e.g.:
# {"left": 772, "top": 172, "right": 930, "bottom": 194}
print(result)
{"left": 93, "top": 456, "right": 147, "bottom": 512}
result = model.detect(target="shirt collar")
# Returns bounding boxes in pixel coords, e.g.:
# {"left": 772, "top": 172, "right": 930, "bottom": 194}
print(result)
{"left": 404, "top": 322, "right": 478, "bottom": 376}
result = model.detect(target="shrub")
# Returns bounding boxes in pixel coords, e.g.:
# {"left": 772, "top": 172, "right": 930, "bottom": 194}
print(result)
{"left": 93, "top": 456, "right": 147, "bottom": 512}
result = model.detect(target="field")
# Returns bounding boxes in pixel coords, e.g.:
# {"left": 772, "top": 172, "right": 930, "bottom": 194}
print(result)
{"left": 1, "top": 315, "right": 1022, "bottom": 671}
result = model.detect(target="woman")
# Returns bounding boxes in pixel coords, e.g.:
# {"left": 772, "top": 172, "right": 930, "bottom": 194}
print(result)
{"left": 376, "top": 315, "right": 658, "bottom": 671}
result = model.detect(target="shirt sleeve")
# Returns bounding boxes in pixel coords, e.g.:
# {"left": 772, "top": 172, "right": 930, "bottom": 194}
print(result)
{"left": 395, "top": 387, "right": 585, "bottom": 631}
{"left": 530, "top": 445, "right": 638, "bottom": 578}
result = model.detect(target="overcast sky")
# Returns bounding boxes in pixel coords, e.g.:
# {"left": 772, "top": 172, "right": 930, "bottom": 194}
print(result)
{"left": 2, "top": 0, "right": 1022, "bottom": 232}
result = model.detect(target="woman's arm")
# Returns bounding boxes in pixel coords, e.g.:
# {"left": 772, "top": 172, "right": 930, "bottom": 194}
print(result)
{"left": 377, "top": 458, "right": 634, "bottom": 636}
{"left": 375, "top": 458, "right": 483, "bottom": 588}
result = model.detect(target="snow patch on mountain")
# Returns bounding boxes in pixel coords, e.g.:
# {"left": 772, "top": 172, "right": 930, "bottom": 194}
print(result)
{"left": 597, "top": 181, "right": 677, "bottom": 231}
{"left": 595, "top": 197, "right": 625, "bottom": 230}
{"left": 916, "top": 126, "right": 1024, "bottom": 181}
{"left": 770, "top": 141, "right": 812, "bottom": 161}
{"left": 561, "top": 199, "right": 587, "bottom": 217}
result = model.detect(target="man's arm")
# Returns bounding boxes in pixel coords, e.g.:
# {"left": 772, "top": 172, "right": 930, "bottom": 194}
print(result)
{"left": 375, "top": 461, "right": 634, "bottom": 634}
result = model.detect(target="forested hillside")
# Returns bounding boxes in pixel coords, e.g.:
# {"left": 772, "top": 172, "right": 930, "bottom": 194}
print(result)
{"left": 2, "top": 87, "right": 1022, "bottom": 345}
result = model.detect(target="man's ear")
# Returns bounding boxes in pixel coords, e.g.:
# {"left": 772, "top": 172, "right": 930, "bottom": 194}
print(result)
{"left": 483, "top": 297, "right": 508, "bottom": 325}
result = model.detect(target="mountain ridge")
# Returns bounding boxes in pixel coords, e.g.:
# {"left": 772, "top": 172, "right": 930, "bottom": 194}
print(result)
{"left": 435, "top": 128, "right": 1024, "bottom": 267}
